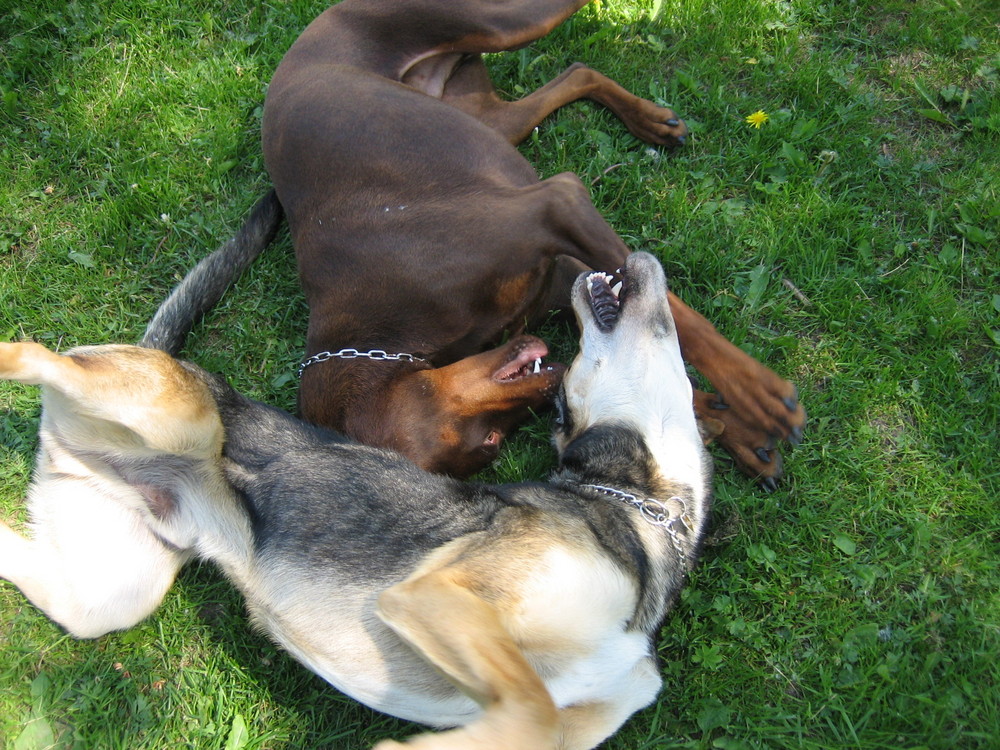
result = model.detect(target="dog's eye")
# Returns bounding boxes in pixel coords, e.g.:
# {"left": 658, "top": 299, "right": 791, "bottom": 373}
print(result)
{"left": 482, "top": 430, "right": 502, "bottom": 452}
{"left": 553, "top": 386, "right": 571, "bottom": 432}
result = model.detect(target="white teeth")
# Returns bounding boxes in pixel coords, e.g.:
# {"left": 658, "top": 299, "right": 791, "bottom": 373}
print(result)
{"left": 587, "top": 273, "right": 612, "bottom": 294}
{"left": 532, "top": 358, "right": 541, "bottom": 374}
{"left": 612, "top": 281, "right": 623, "bottom": 296}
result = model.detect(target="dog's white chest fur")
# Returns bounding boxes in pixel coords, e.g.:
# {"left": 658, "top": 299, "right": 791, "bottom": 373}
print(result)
{"left": 515, "top": 545, "right": 661, "bottom": 710}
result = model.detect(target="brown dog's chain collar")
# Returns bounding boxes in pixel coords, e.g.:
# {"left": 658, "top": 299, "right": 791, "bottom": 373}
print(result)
{"left": 298, "top": 348, "right": 428, "bottom": 377}
{"left": 581, "top": 484, "right": 694, "bottom": 565}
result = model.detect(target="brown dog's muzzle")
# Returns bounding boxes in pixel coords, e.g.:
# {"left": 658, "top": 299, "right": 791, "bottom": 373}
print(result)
{"left": 431, "top": 335, "right": 565, "bottom": 416}
{"left": 393, "top": 335, "right": 566, "bottom": 476}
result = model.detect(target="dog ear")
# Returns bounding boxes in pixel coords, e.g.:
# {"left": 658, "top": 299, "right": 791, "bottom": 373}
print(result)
{"left": 559, "top": 424, "right": 654, "bottom": 488}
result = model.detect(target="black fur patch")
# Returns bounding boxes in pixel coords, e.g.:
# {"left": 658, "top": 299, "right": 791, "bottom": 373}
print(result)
{"left": 205, "top": 374, "right": 507, "bottom": 577}
{"left": 558, "top": 422, "right": 664, "bottom": 497}
{"left": 552, "top": 384, "right": 573, "bottom": 438}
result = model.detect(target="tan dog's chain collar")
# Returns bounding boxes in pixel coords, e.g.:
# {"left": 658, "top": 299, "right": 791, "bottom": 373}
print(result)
{"left": 298, "top": 349, "right": 428, "bottom": 377}
{"left": 581, "top": 484, "right": 694, "bottom": 565}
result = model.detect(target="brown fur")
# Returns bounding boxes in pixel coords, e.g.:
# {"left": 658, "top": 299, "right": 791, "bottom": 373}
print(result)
{"left": 2, "top": 253, "right": 715, "bottom": 749}
{"left": 260, "top": 0, "right": 804, "bottom": 483}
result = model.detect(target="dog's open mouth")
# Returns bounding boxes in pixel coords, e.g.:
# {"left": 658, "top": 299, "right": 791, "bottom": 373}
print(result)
{"left": 493, "top": 339, "right": 561, "bottom": 383}
{"left": 587, "top": 271, "right": 626, "bottom": 332}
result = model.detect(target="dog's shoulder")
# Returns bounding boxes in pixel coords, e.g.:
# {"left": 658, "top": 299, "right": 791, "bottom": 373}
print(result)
{"left": 548, "top": 422, "right": 706, "bottom": 631}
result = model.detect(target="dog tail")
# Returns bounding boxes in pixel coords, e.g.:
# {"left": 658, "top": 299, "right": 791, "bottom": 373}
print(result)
{"left": 141, "top": 189, "right": 283, "bottom": 355}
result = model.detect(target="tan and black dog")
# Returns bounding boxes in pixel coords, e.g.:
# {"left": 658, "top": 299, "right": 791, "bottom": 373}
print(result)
{"left": 4, "top": 253, "right": 710, "bottom": 749}
{"left": 145, "top": 0, "right": 804, "bottom": 486}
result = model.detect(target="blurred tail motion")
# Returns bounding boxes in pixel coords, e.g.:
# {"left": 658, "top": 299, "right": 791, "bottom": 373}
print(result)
{"left": 141, "top": 190, "right": 282, "bottom": 354}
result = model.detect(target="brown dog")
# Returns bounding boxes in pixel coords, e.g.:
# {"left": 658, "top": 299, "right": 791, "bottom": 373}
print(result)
{"left": 145, "top": 0, "right": 804, "bottom": 485}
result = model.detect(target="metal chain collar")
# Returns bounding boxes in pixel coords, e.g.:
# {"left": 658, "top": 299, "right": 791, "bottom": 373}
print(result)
{"left": 298, "top": 348, "right": 428, "bottom": 377}
{"left": 581, "top": 483, "right": 694, "bottom": 564}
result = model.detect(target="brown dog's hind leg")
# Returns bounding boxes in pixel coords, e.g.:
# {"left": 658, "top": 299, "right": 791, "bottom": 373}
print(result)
{"left": 426, "top": 0, "right": 685, "bottom": 145}
{"left": 375, "top": 569, "right": 559, "bottom": 750}
{"left": 443, "top": 57, "right": 687, "bottom": 147}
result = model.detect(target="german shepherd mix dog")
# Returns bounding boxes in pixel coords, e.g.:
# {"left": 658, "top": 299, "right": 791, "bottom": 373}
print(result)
{"left": 1, "top": 254, "right": 711, "bottom": 749}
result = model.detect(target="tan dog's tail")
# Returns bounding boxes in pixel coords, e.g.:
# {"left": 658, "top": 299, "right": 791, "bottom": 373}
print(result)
{"left": 141, "top": 189, "right": 283, "bottom": 355}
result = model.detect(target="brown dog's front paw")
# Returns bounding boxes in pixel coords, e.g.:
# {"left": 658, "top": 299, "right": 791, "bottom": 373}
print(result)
{"left": 719, "top": 420, "right": 785, "bottom": 490}
{"left": 694, "top": 387, "right": 803, "bottom": 489}
{"left": 702, "top": 355, "right": 806, "bottom": 447}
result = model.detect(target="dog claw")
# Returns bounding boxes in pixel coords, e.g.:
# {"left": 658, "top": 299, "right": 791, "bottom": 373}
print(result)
{"left": 666, "top": 118, "right": 680, "bottom": 126}
{"left": 755, "top": 447, "right": 771, "bottom": 464}
{"left": 709, "top": 398, "right": 729, "bottom": 410}
{"left": 675, "top": 135, "right": 686, "bottom": 146}
{"left": 783, "top": 396, "right": 798, "bottom": 412}
{"left": 790, "top": 426, "right": 803, "bottom": 446}
{"left": 759, "top": 476, "right": 778, "bottom": 493}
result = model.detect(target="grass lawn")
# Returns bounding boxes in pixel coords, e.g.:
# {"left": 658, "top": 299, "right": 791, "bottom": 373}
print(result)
{"left": 2, "top": 0, "right": 998, "bottom": 747}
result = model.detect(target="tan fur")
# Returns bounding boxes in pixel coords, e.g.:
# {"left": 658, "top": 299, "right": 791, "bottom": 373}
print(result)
{"left": 0, "top": 342, "right": 237, "bottom": 638}
{"left": 368, "top": 503, "right": 660, "bottom": 749}
{"left": 3, "top": 343, "right": 653, "bottom": 746}
{"left": 1, "top": 255, "right": 709, "bottom": 750}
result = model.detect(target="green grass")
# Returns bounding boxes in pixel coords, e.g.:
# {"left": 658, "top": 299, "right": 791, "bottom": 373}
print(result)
{"left": 2, "top": 0, "right": 998, "bottom": 747}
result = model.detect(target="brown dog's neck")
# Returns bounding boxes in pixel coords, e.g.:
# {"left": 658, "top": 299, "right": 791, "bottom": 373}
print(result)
{"left": 298, "top": 358, "right": 450, "bottom": 461}
{"left": 299, "top": 356, "right": 427, "bottom": 427}
{"left": 299, "top": 361, "right": 506, "bottom": 478}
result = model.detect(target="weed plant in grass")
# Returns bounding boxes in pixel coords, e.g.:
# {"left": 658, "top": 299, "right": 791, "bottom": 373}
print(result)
{"left": 2, "top": 0, "right": 998, "bottom": 748}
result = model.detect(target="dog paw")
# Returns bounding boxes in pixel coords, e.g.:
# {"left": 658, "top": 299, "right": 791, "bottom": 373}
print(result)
{"left": 694, "top": 386, "right": 804, "bottom": 488}
{"left": 622, "top": 99, "right": 688, "bottom": 147}
{"left": 698, "top": 351, "right": 805, "bottom": 443}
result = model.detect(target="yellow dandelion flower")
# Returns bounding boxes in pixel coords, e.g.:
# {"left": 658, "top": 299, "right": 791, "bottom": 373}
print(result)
{"left": 746, "top": 110, "right": 769, "bottom": 128}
